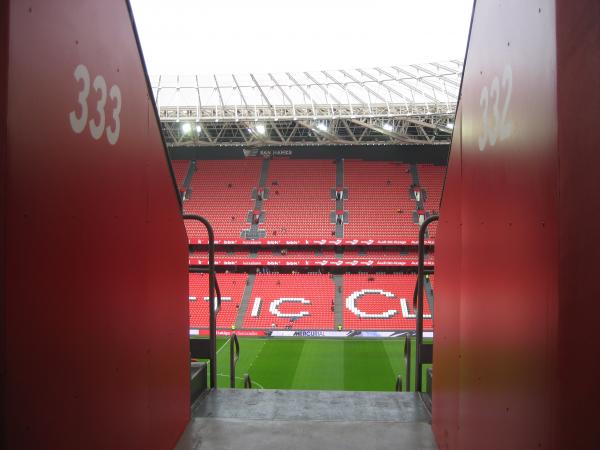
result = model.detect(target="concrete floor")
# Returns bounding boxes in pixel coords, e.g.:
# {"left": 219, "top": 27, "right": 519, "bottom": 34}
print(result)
{"left": 175, "top": 389, "right": 438, "bottom": 450}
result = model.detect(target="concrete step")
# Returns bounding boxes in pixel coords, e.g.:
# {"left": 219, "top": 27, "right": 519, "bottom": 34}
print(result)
{"left": 176, "top": 389, "right": 436, "bottom": 450}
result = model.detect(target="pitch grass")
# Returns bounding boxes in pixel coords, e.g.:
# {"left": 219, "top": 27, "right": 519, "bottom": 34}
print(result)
{"left": 210, "top": 337, "right": 431, "bottom": 392}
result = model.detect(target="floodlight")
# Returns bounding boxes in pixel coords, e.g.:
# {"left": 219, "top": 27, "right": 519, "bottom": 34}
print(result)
{"left": 316, "top": 122, "right": 328, "bottom": 132}
{"left": 256, "top": 124, "right": 266, "bottom": 134}
{"left": 181, "top": 123, "right": 192, "bottom": 134}
{"left": 383, "top": 123, "right": 394, "bottom": 132}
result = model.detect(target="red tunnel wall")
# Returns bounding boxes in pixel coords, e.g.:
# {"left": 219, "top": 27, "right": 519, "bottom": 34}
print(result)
{"left": 1, "top": 1, "right": 190, "bottom": 449}
{"left": 433, "top": 105, "right": 462, "bottom": 450}
{"left": 433, "top": 0, "right": 600, "bottom": 449}
{"left": 555, "top": 0, "right": 600, "bottom": 448}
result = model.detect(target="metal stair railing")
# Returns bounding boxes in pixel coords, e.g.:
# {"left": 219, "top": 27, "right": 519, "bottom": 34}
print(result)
{"left": 229, "top": 333, "right": 252, "bottom": 389}
{"left": 184, "top": 214, "right": 221, "bottom": 389}
{"left": 415, "top": 214, "right": 438, "bottom": 392}
{"left": 395, "top": 333, "right": 412, "bottom": 391}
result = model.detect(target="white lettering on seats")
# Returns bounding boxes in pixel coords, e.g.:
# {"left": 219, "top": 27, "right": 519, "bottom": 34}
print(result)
{"left": 251, "top": 297, "right": 262, "bottom": 317}
{"left": 345, "top": 289, "right": 398, "bottom": 318}
{"left": 269, "top": 298, "right": 311, "bottom": 318}
{"left": 400, "top": 299, "right": 432, "bottom": 319}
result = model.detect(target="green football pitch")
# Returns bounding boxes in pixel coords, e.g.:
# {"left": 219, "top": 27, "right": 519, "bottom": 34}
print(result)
{"left": 209, "top": 337, "right": 431, "bottom": 391}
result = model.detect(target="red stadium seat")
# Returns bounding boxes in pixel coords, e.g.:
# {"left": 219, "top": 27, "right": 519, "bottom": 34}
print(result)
{"left": 184, "top": 159, "right": 262, "bottom": 240}
{"left": 189, "top": 273, "right": 247, "bottom": 329}
{"left": 344, "top": 161, "right": 420, "bottom": 241}
{"left": 262, "top": 160, "right": 336, "bottom": 239}
{"left": 171, "top": 160, "right": 189, "bottom": 189}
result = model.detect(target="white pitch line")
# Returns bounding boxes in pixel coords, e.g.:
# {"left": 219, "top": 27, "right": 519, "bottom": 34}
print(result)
{"left": 245, "top": 339, "right": 268, "bottom": 373}
{"left": 216, "top": 337, "right": 231, "bottom": 355}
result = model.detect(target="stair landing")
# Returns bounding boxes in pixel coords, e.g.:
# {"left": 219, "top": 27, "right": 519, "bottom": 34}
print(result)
{"left": 175, "top": 389, "right": 437, "bottom": 450}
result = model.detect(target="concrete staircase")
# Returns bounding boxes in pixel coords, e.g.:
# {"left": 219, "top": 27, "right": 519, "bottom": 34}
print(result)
{"left": 409, "top": 164, "right": 430, "bottom": 234}
{"left": 423, "top": 275, "right": 435, "bottom": 314}
{"left": 333, "top": 275, "right": 344, "bottom": 329}
{"left": 182, "top": 160, "right": 196, "bottom": 200}
{"left": 331, "top": 158, "right": 347, "bottom": 238}
{"left": 409, "top": 163, "right": 420, "bottom": 187}
{"left": 235, "top": 274, "right": 256, "bottom": 328}
{"left": 241, "top": 159, "right": 269, "bottom": 239}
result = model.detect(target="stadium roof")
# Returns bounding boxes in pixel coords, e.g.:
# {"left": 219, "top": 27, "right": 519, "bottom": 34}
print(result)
{"left": 153, "top": 60, "right": 462, "bottom": 147}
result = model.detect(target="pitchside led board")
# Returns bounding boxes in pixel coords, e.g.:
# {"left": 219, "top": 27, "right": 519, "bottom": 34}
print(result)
{"left": 5, "top": 1, "right": 189, "bottom": 450}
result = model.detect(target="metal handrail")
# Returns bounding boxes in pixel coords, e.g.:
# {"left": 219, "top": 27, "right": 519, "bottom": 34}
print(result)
{"left": 415, "top": 214, "right": 439, "bottom": 392}
{"left": 403, "top": 333, "right": 412, "bottom": 391}
{"left": 395, "top": 375, "right": 403, "bottom": 392}
{"left": 183, "top": 214, "right": 219, "bottom": 388}
{"left": 230, "top": 334, "right": 240, "bottom": 388}
{"left": 395, "top": 333, "right": 412, "bottom": 392}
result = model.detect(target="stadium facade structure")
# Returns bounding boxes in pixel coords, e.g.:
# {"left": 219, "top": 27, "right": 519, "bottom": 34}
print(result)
{"left": 152, "top": 61, "right": 462, "bottom": 147}
{"left": 163, "top": 65, "right": 453, "bottom": 335}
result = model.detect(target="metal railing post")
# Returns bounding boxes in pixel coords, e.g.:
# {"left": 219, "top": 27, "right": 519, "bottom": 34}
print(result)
{"left": 230, "top": 334, "right": 240, "bottom": 388}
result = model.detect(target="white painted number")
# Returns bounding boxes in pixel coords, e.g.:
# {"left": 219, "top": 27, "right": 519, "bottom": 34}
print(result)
{"left": 478, "top": 65, "right": 513, "bottom": 151}
{"left": 478, "top": 86, "right": 489, "bottom": 151}
{"left": 89, "top": 75, "right": 107, "bottom": 140}
{"left": 106, "top": 85, "right": 122, "bottom": 145}
{"left": 69, "top": 64, "right": 122, "bottom": 145}
{"left": 69, "top": 64, "right": 90, "bottom": 134}
{"left": 500, "top": 65, "right": 513, "bottom": 140}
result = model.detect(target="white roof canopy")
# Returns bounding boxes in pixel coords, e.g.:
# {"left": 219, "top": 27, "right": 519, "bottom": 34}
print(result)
{"left": 154, "top": 60, "right": 462, "bottom": 147}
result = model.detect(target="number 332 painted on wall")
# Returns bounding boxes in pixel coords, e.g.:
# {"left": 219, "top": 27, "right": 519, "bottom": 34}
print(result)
{"left": 478, "top": 65, "right": 513, "bottom": 151}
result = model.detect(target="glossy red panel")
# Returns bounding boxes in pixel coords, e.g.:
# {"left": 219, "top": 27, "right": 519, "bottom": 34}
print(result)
{"left": 434, "top": 0, "right": 560, "bottom": 449}
{"left": 432, "top": 106, "right": 462, "bottom": 450}
{"left": 2, "top": 1, "right": 189, "bottom": 449}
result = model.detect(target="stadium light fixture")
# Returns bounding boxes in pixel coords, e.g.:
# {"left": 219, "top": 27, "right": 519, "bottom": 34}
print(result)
{"left": 316, "top": 122, "right": 328, "bottom": 132}
{"left": 447, "top": 122, "right": 454, "bottom": 130}
{"left": 196, "top": 124, "right": 202, "bottom": 133}
{"left": 382, "top": 123, "right": 394, "bottom": 132}
{"left": 181, "top": 123, "right": 192, "bottom": 134}
{"left": 256, "top": 124, "right": 266, "bottom": 134}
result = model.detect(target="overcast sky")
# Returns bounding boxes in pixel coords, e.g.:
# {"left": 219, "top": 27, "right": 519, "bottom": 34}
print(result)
{"left": 130, "top": 0, "right": 473, "bottom": 76}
